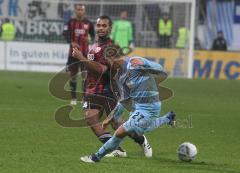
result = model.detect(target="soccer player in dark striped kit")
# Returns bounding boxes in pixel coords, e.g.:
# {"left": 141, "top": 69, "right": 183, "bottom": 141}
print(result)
{"left": 63, "top": 4, "right": 95, "bottom": 105}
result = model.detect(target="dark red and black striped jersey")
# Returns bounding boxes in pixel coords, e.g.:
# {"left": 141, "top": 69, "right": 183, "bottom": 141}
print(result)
{"left": 84, "top": 38, "right": 114, "bottom": 97}
{"left": 63, "top": 18, "right": 95, "bottom": 57}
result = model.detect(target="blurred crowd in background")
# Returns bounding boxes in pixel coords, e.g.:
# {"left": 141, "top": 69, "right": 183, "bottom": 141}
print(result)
{"left": 0, "top": 0, "right": 239, "bottom": 51}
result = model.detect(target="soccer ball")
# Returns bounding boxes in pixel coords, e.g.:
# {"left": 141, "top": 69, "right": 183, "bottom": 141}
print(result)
{"left": 177, "top": 142, "right": 197, "bottom": 162}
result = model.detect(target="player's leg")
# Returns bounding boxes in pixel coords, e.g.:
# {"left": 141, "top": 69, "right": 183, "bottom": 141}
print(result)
{"left": 80, "top": 125, "right": 128, "bottom": 163}
{"left": 126, "top": 111, "right": 176, "bottom": 158}
{"left": 104, "top": 98, "right": 145, "bottom": 144}
{"left": 83, "top": 97, "right": 126, "bottom": 156}
{"left": 145, "top": 111, "right": 176, "bottom": 133}
{"left": 80, "top": 110, "right": 154, "bottom": 163}
{"left": 128, "top": 132, "right": 152, "bottom": 157}
{"left": 105, "top": 98, "right": 152, "bottom": 157}
{"left": 84, "top": 108, "right": 112, "bottom": 140}
{"left": 153, "top": 111, "right": 176, "bottom": 129}
{"left": 84, "top": 96, "right": 113, "bottom": 142}
{"left": 67, "top": 59, "right": 79, "bottom": 105}
{"left": 111, "top": 120, "right": 151, "bottom": 157}
{"left": 95, "top": 126, "right": 127, "bottom": 159}
{"left": 122, "top": 110, "right": 155, "bottom": 157}
{"left": 104, "top": 97, "right": 127, "bottom": 138}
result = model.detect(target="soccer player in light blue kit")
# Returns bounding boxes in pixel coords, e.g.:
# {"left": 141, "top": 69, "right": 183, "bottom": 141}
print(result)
{"left": 75, "top": 47, "right": 176, "bottom": 163}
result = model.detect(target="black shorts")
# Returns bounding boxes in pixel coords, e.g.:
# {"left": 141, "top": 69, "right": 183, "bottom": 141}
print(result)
{"left": 83, "top": 94, "right": 117, "bottom": 116}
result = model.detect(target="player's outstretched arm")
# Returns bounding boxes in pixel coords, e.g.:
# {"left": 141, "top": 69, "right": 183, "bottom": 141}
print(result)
{"left": 102, "top": 103, "right": 125, "bottom": 129}
{"left": 143, "top": 58, "right": 164, "bottom": 72}
{"left": 130, "top": 57, "right": 165, "bottom": 75}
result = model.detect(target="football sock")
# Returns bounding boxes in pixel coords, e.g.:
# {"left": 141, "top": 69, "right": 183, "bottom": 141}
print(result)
{"left": 95, "top": 135, "right": 123, "bottom": 160}
{"left": 98, "top": 132, "right": 125, "bottom": 151}
{"left": 69, "top": 79, "right": 77, "bottom": 99}
{"left": 98, "top": 132, "right": 112, "bottom": 143}
{"left": 128, "top": 132, "right": 145, "bottom": 145}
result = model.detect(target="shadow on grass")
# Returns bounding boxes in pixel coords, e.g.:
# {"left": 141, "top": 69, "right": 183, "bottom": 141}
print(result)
{"left": 78, "top": 155, "right": 239, "bottom": 173}
{"left": 150, "top": 156, "right": 239, "bottom": 173}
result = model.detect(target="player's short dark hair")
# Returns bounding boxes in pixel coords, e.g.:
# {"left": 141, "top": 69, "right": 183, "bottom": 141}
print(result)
{"left": 103, "top": 44, "right": 121, "bottom": 60}
{"left": 74, "top": 4, "right": 85, "bottom": 9}
{"left": 103, "top": 44, "right": 132, "bottom": 60}
{"left": 98, "top": 15, "right": 112, "bottom": 27}
{"left": 120, "top": 10, "right": 127, "bottom": 13}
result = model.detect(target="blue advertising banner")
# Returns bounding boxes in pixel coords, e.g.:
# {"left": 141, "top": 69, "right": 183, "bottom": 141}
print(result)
{"left": 234, "top": 1, "right": 240, "bottom": 23}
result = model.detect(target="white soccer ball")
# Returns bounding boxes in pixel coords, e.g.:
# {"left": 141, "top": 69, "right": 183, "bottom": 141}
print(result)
{"left": 177, "top": 142, "right": 197, "bottom": 162}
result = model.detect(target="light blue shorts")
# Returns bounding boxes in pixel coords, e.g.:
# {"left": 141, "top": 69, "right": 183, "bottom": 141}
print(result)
{"left": 122, "top": 109, "right": 160, "bottom": 135}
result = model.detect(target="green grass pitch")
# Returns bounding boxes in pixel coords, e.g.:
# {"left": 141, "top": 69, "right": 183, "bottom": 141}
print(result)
{"left": 0, "top": 70, "right": 239, "bottom": 173}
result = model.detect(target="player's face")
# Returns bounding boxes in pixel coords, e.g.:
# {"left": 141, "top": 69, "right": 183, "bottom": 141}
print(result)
{"left": 96, "top": 19, "right": 111, "bottom": 37}
{"left": 163, "top": 15, "right": 169, "bottom": 20}
{"left": 75, "top": 5, "right": 85, "bottom": 18}
{"left": 120, "top": 11, "right": 128, "bottom": 19}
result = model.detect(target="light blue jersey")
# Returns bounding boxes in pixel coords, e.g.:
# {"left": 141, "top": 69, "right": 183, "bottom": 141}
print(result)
{"left": 111, "top": 56, "right": 167, "bottom": 134}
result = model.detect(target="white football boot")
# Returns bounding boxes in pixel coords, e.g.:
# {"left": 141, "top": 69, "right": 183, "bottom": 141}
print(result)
{"left": 141, "top": 135, "right": 153, "bottom": 157}
{"left": 105, "top": 149, "right": 127, "bottom": 157}
{"left": 80, "top": 154, "right": 99, "bottom": 163}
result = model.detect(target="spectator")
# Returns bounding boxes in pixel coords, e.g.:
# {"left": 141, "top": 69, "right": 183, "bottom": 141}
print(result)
{"left": 111, "top": 10, "right": 134, "bottom": 50}
{"left": 211, "top": 31, "right": 227, "bottom": 51}
{"left": 194, "top": 37, "right": 202, "bottom": 50}
{"left": 176, "top": 27, "right": 189, "bottom": 49}
{"left": 0, "top": 18, "right": 16, "bottom": 41}
{"left": 58, "top": 3, "right": 72, "bottom": 24}
{"left": 158, "top": 13, "right": 173, "bottom": 48}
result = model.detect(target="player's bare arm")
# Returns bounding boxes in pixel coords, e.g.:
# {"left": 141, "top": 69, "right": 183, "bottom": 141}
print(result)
{"left": 72, "top": 47, "right": 84, "bottom": 60}
{"left": 102, "top": 115, "right": 113, "bottom": 129}
{"left": 130, "top": 58, "right": 144, "bottom": 67}
{"left": 72, "top": 47, "right": 108, "bottom": 74}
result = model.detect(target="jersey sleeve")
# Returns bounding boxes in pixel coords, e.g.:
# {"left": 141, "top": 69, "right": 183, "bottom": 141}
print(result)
{"left": 111, "top": 97, "right": 132, "bottom": 120}
{"left": 112, "top": 102, "right": 125, "bottom": 121}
